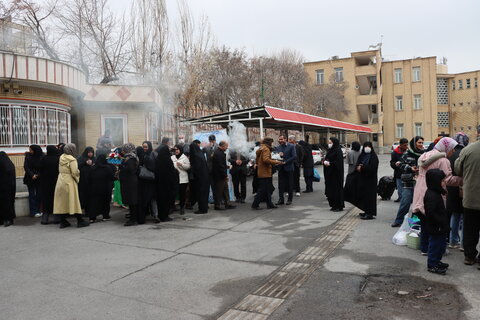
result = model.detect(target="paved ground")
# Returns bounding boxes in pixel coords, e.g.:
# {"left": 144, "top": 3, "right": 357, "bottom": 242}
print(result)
{"left": 3, "top": 156, "right": 479, "bottom": 319}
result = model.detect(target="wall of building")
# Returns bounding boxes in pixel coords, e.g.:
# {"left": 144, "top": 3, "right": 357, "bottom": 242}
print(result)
{"left": 450, "top": 71, "right": 480, "bottom": 139}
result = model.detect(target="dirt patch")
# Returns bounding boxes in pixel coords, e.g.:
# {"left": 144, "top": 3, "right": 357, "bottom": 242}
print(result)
{"left": 357, "top": 274, "right": 468, "bottom": 320}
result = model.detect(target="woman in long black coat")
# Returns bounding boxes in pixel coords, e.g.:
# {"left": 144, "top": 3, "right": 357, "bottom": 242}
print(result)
{"left": 87, "top": 154, "right": 115, "bottom": 223}
{"left": 39, "top": 145, "right": 60, "bottom": 225}
{"left": 350, "top": 141, "right": 379, "bottom": 220}
{"left": 323, "top": 137, "right": 345, "bottom": 212}
{"left": 189, "top": 142, "right": 210, "bottom": 214}
{"left": 77, "top": 147, "right": 95, "bottom": 211}
{"left": 0, "top": 152, "right": 16, "bottom": 227}
{"left": 138, "top": 141, "right": 158, "bottom": 222}
{"left": 24, "top": 144, "right": 44, "bottom": 217}
{"left": 120, "top": 143, "right": 139, "bottom": 226}
{"left": 155, "top": 145, "right": 178, "bottom": 221}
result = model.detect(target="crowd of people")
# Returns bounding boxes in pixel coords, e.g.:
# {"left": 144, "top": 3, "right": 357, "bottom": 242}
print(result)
{"left": 2, "top": 127, "right": 479, "bottom": 278}
{"left": 388, "top": 128, "right": 480, "bottom": 275}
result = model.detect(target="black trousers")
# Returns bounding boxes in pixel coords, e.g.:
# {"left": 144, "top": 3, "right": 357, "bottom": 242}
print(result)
{"left": 232, "top": 172, "right": 247, "bottom": 200}
{"left": 293, "top": 165, "right": 301, "bottom": 192}
{"left": 278, "top": 170, "right": 294, "bottom": 201}
{"left": 463, "top": 208, "right": 480, "bottom": 260}
{"left": 252, "top": 177, "right": 274, "bottom": 208}
{"left": 179, "top": 183, "right": 188, "bottom": 208}
{"left": 214, "top": 179, "right": 230, "bottom": 207}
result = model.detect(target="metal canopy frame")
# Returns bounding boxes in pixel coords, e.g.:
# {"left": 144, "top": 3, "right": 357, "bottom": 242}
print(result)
{"left": 184, "top": 106, "right": 372, "bottom": 139}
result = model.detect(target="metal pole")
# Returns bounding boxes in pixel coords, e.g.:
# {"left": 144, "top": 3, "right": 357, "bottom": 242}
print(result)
{"left": 260, "top": 118, "right": 264, "bottom": 139}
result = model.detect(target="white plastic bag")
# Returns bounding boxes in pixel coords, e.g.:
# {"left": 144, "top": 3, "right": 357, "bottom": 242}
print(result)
{"left": 392, "top": 215, "right": 411, "bottom": 246}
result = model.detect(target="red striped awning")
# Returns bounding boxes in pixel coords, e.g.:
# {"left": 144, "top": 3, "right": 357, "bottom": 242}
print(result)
{"left": 265, "top": 106, "right": 372, "bottom": 133}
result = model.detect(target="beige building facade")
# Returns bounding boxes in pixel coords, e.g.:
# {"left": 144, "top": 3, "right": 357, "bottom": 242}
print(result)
{"left": 304, "top": 50, "right": 479, "bottom": 149}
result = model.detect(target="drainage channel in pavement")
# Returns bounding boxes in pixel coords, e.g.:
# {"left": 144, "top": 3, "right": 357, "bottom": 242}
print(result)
{"left": 217, "top": 206, "right": 362, "bottom": 320}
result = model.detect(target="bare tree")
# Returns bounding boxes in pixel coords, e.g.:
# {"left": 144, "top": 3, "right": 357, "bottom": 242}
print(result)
{"left": 303, "top": 74, "right": 350, "bottom": 118}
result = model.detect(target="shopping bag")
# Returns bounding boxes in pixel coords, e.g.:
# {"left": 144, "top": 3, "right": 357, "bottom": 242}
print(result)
{"left": 392, "top": 215, "right": 410, "bottom": 246}
{"left": 313, "top": 168, "right": 321, "bottom": 182}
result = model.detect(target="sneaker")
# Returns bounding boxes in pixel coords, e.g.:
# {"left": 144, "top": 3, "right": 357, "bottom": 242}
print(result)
{"left": 34, "top": 213, "right": 43, "bottom": 218}
{"left": 295, "top": 192, "right": 301, "bottom": 197}
{"left": 391, "top": 222, "right": 401, "bottom": 228}
{"left": 464, "top": 257, "right": 477, "bottom": 265}
{"left": 102, "top": 217, "right": 112, "bottom": 221}
{"left": 428, "top": 266, "right": 447, "bottom": 275}
{"left": 421, "top": 252, "right": 428, "bottom": 256}
{"left": 460, "top": 247, "right": 465, "bottom": 252}
{"left": 438, "top": 261, "right": 449, "bottom": 269}
{"left": 448, "top": 243, "right": 460, "bottom": 249}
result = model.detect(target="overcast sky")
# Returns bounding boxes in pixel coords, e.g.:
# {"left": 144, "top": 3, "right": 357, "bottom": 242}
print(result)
{"left": 115, "top": 0, "right": 478, "bottom": 73}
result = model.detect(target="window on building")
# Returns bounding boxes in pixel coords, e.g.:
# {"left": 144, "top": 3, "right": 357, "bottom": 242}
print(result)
{"left": 459, "top": 79, "right": 463, "bottom": 89}
{"left": 412, "top": 67, "right": 421, "bottom": 82}
{"left": 452, "top": 80, "right": 455, "bottom": 90}
{"left": 413, "top": 94, "right": 422, "bottom": 110}
{"left": 466, "top": 79, "right": 471, "bottom": 89}
{"left": 101, "top": 114, "right": 127, "bottom": 147}
{"left": 316, "top": 69, "right": 325, "bottom": 85}
{"left": 396, "top": 124, "right": 404, "bottom": 138}
{"left": 437, "top": 112, "right": 449, "bottom": 128}
{"left": 395, "top": 96, "right": 403, "bottom": 111}
{"left": 437, "top": 78, "right": 448, "bottom": 105}
{"left": 415, "top": 123, "right": 423, "bottom": 137}
{"left": 334, "top": 67, "right": 344, "bottom": 82}
{"left": 394, "top": 68, "right": 403, "bottom": 83}
{"left": 475, "top": 78, "right": 478, "bottom": 88}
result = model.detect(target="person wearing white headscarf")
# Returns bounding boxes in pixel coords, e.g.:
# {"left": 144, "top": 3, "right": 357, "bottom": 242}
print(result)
{"left": 412, "top": 137, "right": 463, "bottom": 254}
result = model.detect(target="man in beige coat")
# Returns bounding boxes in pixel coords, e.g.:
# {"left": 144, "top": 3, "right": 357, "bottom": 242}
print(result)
{"left": 455, "top": 139, "right": 480, "bottom": 265}
{"left": 53, "top": 143, "right": 89, "bottom": 229}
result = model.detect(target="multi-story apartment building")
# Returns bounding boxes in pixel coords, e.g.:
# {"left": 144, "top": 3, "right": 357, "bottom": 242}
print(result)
{"left": 304, "top": 49, "right": 479, "bottom": 149}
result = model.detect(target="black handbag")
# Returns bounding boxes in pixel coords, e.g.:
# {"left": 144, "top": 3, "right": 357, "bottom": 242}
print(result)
{"left": 138, "top": 165, "right": 155, "bottom": 180}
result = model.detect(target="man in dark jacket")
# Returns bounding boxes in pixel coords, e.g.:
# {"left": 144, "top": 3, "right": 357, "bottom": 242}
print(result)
{"left": 229, "top": 151, "right": 248, "bottom": 203}
{"left": 424, "top": 168, "right": 449, "bottom": 274}
{"left": 390, "top": 138, "right": 408, "bottom": 202}
{"left": 203, "top": 134, "right": 218, "bottom": 202}
{"left": 275, "top": 135, "right": 297, "bottom": 205}
{"left": 289, "top": 135, "right": 304, "bottom": 197}
{"left": 299, "top": 140, "right": 314, "bottom": 193}
{"left": 212, "top": 141, "right": 235, "bottom": 210}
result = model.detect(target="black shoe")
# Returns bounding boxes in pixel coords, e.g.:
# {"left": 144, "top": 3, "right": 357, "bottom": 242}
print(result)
{"left": 180, "top": 208, "right": 185, "bottom": 215}
{"left": 251, "top": 206, "right": 263, "bottom": 210}
{"left": 160, "top": 217, "right": 173, "bottom": 222}
{"left": 4, "top": 220, "right": 13, "bottom": 227}
{"left": 194, "top": 210, "right": 208, "bottom": 214}
{"left": 226, "top": 205, "right": 236, "bottom": 209}
{"left": 102, "top": 217, "right": 112, "bottom": 221}
{"left": 464, "top": 257, "right": 477, "bottom": 265}
{"left": 59, "top": 220, "right": 71, "bottom": 229}
{"left": 360, "top": 215, "right": 375, "bottom": 220}
{"left": 428, "top": 266, "right": 447, "bottom": 275}
{"left": 124, "top": 220, "right": 138, "bottom": 226}
{"left": 276, "top": 200, "right": 285, "bottom": 205}
{"left": 359, "top": 212, "right": 366, "bottom": 217}
{"left": 391, "top": 222, "right": 401, "bottom": 228}
{"left": 214, "top": 206, "right": 225, "bottom": 211}
{"left": 41, "top": 221, "right": 49, "bottom": 225}
{"left": 240, "top": 199, "right": 246, "bottom": 203}
{"left": 394, "top": 198, "right": 400, "bottom": 203}
{"left": 438, "top": 262, "right": 449, "bottom": 269}
{"left": 267, "top": 205, "right": 278, "bottom": 209}
{"left": 77, "top": 220, "right": 90, "bottom": 228}
{"left": 286, "top": 201, "right": 292, "bottom": 205}
{"left": 332, "top": 208, "right": 343, "bottom": 212}
{"left": 125, "top": 214, "right": 131, "bottom": 219}
{"left": 154, "top": 218, "right": 161, "bottom": 223}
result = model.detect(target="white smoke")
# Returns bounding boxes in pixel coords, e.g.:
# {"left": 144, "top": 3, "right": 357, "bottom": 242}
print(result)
{"left": 228, "top": 121, "right": 254, "bottom": 158}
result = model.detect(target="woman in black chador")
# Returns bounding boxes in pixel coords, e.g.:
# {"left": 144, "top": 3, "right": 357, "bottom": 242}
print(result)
{"left": 24, "top": 144, "right": 44, "bottom": 217}
{"left": 77, "top": 146, "right": 95, "bottom": 212}
{"left": 189, "top": 142, "right": 210, "bottom": 214}
{"left": 120, "top": 143, "right": 139, "bottom": 226}
{"left": 39, "top": 145, "right": 60, "bottom": 225}
{"left": 323, "top": 137, "right": 345, "bottom": 212}
{"left": 87, "top": 154, "right": 115, "bottom": 223}
{"left": 345, "top": 141, "right": 379, "bottom": 220}
{"left": 0, "top": 152, "right": 16, "bottom": 227}
{"left": 137, "top": 141, "right": 158, "bottom": 222}
{"left": 155, "top": 144, "right": 178, "bottom": 222}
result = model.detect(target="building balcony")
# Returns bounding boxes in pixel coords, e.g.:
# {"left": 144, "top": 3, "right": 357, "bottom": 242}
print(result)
{"left": 356, "top": 94, "right": 378, "bottom": 105}
{"left": 355, "top": 65, "right": 376, "bottom": 77}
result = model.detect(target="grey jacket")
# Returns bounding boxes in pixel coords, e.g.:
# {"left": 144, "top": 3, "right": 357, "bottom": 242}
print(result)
{"left": 455, "top": 141, "right": 480, "bottom": 210}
